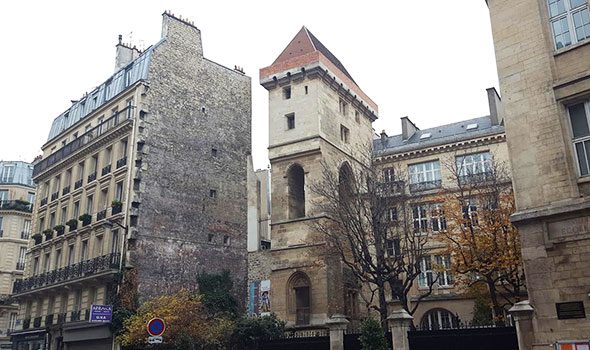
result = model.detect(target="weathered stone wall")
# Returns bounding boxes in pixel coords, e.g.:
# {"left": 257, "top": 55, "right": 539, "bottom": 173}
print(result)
{"left": 130, "top": 13, "right": 251, "bottom": 305}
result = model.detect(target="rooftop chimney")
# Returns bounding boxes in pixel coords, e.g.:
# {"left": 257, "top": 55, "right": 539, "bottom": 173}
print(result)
{"left": 380, "top": 130, "right": 388, "bottom": 146}
{"left": 115, "top": 35, "right": 141, "bottom": 72}
{"left": 486, "top": 87, "right": 504, "bottom": 126}
{"left": 401, "top": 116, "right": 419, "bottom": 141}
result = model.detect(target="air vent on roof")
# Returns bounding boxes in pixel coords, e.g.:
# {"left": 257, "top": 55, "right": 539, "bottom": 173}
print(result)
{"left": 466, "top": 123, "right": 479, "bottom": 130}
{"left": 420, "top": 133, "right": 431, "bottom": 140}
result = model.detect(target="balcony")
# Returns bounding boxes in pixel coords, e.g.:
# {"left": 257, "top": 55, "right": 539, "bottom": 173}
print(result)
{"left": 74, "top": 179, "right": 83, "bottom": 190}
{"left": 12, "top": 253, "right": 120, "bottom": 295}
{"left": 40, "top": 197, "right": 48, "bottom": 207}
{"left": 51, "top": 192, "right": 59, "bottom": 201}
{"left": 62, "top": 186, "right": 71, "bottom": 196}
{"left": 97, "top": 209, "right": 107, "bottom": 221}
{"left": 0, "top": 200, "right": 33, "bottom": 213}
{"left": 116, "top": 156, "right": 127, "bottom": 169}
{"left": 16, "top": 262, "right": 25, "bottom": 270}
{"left": 33, "top": 317, "right": 42, "bottom": 328}
{"left": 112, "top": 203, "right": 122, "bottom": 215}
{"left": 459, "top": 171, "right": 494, "bottom": 186}
{"left": 22, "top": 318, "right": 30, "bottom": 330}
{"left": 376, "top": 180, "right": 406, "bottom": 197}
{"left": 101, "top": 164, "right": 112, "bottom": 176}
{"left": 409, "top": 180, "right": 442, "bottom": 193}
{"left": 87, "top": 172, "right": 97, "bottom": 183}
{"left": 33, "top": 108, "right": 133, "bottom": 178}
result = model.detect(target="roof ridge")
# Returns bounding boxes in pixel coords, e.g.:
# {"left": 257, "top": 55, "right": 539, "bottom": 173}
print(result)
{"left": 302, "top": 26, "right": 316, "bottom": 51}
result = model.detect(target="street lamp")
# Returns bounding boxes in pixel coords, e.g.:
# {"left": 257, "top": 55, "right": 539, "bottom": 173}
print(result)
{"left": 102, "top": 219, "right": 129, "bottom": 271}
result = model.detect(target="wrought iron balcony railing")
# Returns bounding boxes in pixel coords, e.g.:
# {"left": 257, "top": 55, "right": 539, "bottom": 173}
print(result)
{"left": 62, "top": 186, "right": 71, "bottom": 196}
{"left": 74, "top": 179, "right": 83, "bottom": 190}
{"left": 21, "top": 231, "right": 30, "bottom": 239}
{"left": 0, "top": 200, "right": 33, "bottom": 213}
{"left": 51, "top": 192, "right": 59, "bottom": 201}
{"left": 97, "top": 209, "right": 107, "bottom": 221}
{"left": 87, "top": 172, "right": 97, "bottom": 183}
{"left": 101, "top": 164, "right": 112, "bottom": 176}
{"left": 116, "top": 156, "right": 127, "bottom": 169}
{"left": 33, "top": 317, "right": 42, "bottom": 328}
{"left": 32, "top": 107, "right": 133, "bottom": 178}
{"left": 409, "top": 179, "right": 442, "bottom": 193}
{"left": 458, "top": 171, "right": 495, "bottom": 186}
{"left": 16, "top": 262, "right": 25, "bottom": 271}
{"left": 45, "top": 314, "right": 54, "bottom": 327}
{"left": 12, "top": 253, "right": 120, "bottom": 295}
{"left": 40, "top": 197, "right": 48, "bottom": 207}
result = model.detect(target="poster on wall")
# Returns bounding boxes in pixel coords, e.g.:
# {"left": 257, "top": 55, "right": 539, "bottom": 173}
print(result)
{"left": 558, "top": 342, "right": 590, "bottom": 350}
{"left": 259, "top": 280, "right": 271, "bottom": 316}
{"left": 248, "top": 281, "right": 260, "bottom": 316}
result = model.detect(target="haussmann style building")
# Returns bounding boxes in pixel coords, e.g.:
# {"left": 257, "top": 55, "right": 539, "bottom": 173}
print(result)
{"left": 0, "top": 162, "right": 35, "bottom": 350}
{"left": 488, "top": 0, "right": 590, "bottom": 348}
{"left": 10, "top": 12, "right": 251, "bottom": 350}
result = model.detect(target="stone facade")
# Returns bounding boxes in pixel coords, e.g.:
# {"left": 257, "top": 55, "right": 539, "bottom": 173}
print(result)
{"left": 259, "top": 27, "right": 378, "bottom": 328}
{"left": 257, "top": 27, "right": 516, "bottom": 331}
{"left": 10, "top": 12, "right": 250, "bottom": 350}
{"left": 487, "top": 0, "right": 590, "bottom": 347}
{"left": 0, "top": 162, "right": 34, "bottom": 350}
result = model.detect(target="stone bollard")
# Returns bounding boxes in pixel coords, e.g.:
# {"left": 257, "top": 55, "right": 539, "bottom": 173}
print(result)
{"left": 509, "top": 300, "right": 535, "bottom": 350}
{"left": 326, "top": 314, "right": 349, "bottom": 350}
{"left": 387, "top": 309, "right": 413, "bottom": 350}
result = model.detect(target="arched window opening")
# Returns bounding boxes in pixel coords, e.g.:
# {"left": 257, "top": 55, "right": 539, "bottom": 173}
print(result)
{"left": 338, "top": 162, "right": 354, "bottom": 202}
{"left": 288, "top": 272, "right": 311, "bottom": 325}
{"left": 287, "top": 164, "right": 305, "bottom": 219}
{"left": 420, "top": 308, "right": 459, "bottom": 330}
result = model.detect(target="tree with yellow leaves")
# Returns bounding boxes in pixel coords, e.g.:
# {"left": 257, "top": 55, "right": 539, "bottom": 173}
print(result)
{"left": 435, "top": 153, "right": 525, "bottom": 324}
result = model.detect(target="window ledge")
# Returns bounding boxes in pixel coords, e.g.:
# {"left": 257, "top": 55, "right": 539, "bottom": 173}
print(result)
{"left": 554, "top": 39, "right": 590, "bottom": 57}
{"left": 577, "top": 176, "right": 590, "bottom": 184}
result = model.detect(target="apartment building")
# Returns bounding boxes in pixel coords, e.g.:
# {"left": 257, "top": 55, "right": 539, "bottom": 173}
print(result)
{"left": 0, "top": 162, "right": 34, "bottom": 350}
{"left": 10, "top": 12, "right": 251, "bottom": 350}
{"left": 373, "top": 89, "right": 511, "bottom": 328}
{"left": 488, "top": 0, "right": 590, "bottom": 347}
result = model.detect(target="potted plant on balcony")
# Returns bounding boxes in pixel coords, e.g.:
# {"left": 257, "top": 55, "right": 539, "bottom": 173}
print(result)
{"left": 32, "top": 233, "right": 43, "bottom": 245}
{"left": 79, "top": 213, "right": 92, "bottom": 227}
{"left": 66, "top": 219, "right": 78, "bottom": 231}
{"left": 43, "top": 229, "right": 54, "bottom": 240}
{"left": 54, "top": 224, "right": 65, "bottom": 236}
{"left": 111, "top": 200, "right": 123, "bottom": 214}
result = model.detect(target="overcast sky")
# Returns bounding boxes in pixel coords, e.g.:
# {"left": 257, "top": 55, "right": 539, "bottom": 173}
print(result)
{"left": 0, "top": 1, "right": 499, "bottom": 170}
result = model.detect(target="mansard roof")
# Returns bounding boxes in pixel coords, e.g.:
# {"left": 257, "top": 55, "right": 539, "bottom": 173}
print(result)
{"left": 373, "top": 116, "right": 505, "bottom": 157}
{"left": 272, "top": 26, "right": 356, "bottom": 84}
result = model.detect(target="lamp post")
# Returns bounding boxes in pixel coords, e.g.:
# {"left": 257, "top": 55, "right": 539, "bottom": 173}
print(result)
{"left": 102, "top": 219, "right": 129, "bottom": 272}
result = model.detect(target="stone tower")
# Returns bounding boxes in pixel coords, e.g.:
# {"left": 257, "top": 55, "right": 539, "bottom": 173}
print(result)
{"left": 259, "top": 27, "right": 378, "bottom": 327}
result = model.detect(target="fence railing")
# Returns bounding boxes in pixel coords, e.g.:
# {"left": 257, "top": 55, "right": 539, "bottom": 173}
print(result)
{"left": 33, "top": 107, "right": 133, "bottom": 178}
{"left": 0, "top": 200, "right": 32, "bottom": 213}
{"left": 13, "top": 253, "right": 120, "bottom": 294}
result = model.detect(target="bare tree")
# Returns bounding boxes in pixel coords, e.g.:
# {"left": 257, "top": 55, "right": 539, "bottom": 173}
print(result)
{"left": 436, "top": 152, "right": 525, "bottom": 324}
{"left": 309, "top": 158, "right": 438, "bottom": 325}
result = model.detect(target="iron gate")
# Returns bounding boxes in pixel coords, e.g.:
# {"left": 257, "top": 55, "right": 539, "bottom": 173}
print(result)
{"left": 408, "top": 326, "right": 518, "bottom": 350}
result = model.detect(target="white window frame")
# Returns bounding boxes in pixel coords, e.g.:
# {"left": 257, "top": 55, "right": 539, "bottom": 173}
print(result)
{"left": 386, "top": 238, "right": 401, "bottom": 257}
{"left": 413, "top": 204, "right": 429, "bottom": 233}
{"left": 568, "top": 101, "right": 590, "bottom": 177}
{"left": 383, "top": 168, "right": 395, "bottom": 182}
{"left": 409, "top": 160, "right": 441, "bottom": 185}
{"left": 435, "top": 255, "right": 453, "bottom": 287}
{"left": 456, "top": 152, "right": 492, "bottom": 178}
{"left": 462, "top": 199, "right": 479, "bottom": 227}
{"left": 548, "top": 0, "right": 590, "bottom": 50}
{"left": 418, "top": 256, "right": 434, "bottom": 288}
{"left": 430, "top": 204, "right": 447, "bottom": 232}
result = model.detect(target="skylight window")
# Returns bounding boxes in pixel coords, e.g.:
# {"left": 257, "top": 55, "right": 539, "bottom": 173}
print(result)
{"left": 420, "top": 133, "right": 432, "bottom": 140}
{"left": 466, "top": 123, "right": 479, "bottom": 130}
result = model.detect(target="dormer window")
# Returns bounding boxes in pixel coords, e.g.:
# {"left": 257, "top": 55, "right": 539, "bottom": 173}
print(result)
{"left": 420, "top": 133, "right": 432, "bottom": 140}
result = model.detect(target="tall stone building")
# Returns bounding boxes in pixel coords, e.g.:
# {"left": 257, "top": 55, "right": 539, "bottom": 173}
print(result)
{"left": 259, "top": 27, "right": 379, "bottom": 327}
{"left": 487, "top": 0, "right": 590, "bottom": 348}
{"left": 0, "top": 162, "right": 34, "bottom": 350}
{"left": 10, "top": 12, "right": 250, "bottom": 350}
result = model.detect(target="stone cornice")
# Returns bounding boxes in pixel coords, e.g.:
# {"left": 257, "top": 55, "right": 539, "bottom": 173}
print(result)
{"left": 374, "top": 133, "right": 506, "bottom": 164}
